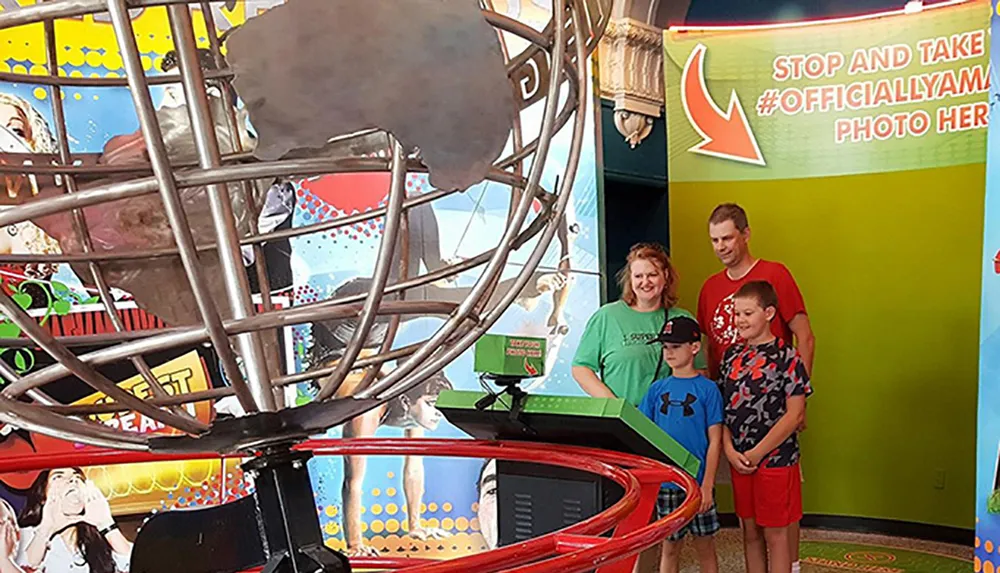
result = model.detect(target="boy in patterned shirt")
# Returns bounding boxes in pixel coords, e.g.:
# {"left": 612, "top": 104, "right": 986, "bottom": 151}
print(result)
{"left": 721, "top": 281, "right": 812, "bottom": 573}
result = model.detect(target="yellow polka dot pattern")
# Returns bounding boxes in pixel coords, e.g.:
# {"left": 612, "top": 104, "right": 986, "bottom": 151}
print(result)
{"left": 0, "top": 5, "right": 249, "bottom": 66}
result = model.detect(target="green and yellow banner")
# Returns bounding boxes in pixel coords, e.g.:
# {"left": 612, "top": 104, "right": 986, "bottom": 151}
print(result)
{"left": 663, "top": 0, "right": 991, "bottom": 182}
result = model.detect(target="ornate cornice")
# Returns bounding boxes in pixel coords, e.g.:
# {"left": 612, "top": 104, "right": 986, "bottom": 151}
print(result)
{"left": 597, "top": 18, "right": 664, "bottom": 147}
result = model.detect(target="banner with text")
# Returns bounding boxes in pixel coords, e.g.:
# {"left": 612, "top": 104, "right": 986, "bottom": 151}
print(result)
{"left": 664, "top": 0, "right": 991, "bottom": 182}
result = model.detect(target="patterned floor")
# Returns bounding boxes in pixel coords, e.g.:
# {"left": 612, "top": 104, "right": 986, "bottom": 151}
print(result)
{"left": 644, "top": 528, "right": 972, "bottom": 572}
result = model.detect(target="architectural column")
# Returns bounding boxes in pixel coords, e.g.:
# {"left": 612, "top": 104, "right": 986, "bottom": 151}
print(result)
{"left": 597, "top": 17, "right": 665, "bottom": 148}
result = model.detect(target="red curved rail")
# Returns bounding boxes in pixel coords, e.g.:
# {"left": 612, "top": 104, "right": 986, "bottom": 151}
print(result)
{"left": 0, "top": 438, "right": 701, "bottom": 573}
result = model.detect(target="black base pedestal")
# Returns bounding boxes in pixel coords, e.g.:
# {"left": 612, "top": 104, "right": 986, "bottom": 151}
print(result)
{"left": 131, "top": 444, "right": 350, "bottom": 573}
{"left": 496, "top": 460, "right": 623, "bottom": 547}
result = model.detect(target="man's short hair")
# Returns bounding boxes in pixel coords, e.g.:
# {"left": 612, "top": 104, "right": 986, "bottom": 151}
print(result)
{"left": 734, "top": 280, "right": 778, "bottom": 312}
{"left": 709, "top": 203, "right": 749, "bottom": 232}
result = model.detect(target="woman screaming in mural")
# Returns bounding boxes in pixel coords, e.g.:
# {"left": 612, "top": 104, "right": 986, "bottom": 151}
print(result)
{"left": 0, "top": 93, "right": 69, "bottom": 309}
{"left": 15, "top": 468, "right": 131, "bottom": 573}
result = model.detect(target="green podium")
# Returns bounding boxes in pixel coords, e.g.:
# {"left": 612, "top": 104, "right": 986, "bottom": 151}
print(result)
{"left": 436, "top": 390, "right": 699, "bottom": 548}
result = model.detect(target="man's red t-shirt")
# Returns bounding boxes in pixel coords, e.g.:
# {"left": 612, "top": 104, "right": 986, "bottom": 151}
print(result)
{"left": 697, "top": 260, "right": 807, "bottom": 378}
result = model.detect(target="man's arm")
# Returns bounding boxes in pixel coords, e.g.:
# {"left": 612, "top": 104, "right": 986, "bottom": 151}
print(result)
{"left": 745, "top": 395, "right": 806, "bottom": 467}
{"left": 788, "top": 313, "right": 815, "bottom": 376}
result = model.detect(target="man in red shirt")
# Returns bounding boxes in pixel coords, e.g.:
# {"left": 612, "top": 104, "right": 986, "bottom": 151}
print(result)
{"left": 697, "top": 203, "right": 815, "bottom": 573}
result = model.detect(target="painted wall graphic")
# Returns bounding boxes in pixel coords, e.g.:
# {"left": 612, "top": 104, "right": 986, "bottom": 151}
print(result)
{"left": 0, "top": 0, "right": 600, "bottom": 566}
{"left": 666, "top": 1, "right": 986, "bottom": 529}
{"left": 976, "top": 1, "right": 1000, "bottom": 569}
{"left": 664, "top": 0, "right": 990, "bottom": 182}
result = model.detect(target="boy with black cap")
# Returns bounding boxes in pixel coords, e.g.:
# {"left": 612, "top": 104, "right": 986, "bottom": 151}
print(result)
{"left": 639, "top": 316, "right": 723, "bottom": 573}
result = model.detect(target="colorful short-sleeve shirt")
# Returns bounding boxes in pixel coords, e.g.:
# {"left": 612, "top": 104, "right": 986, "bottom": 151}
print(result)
{"left": 720, "top": 338, "right": 812, "bottom": 468}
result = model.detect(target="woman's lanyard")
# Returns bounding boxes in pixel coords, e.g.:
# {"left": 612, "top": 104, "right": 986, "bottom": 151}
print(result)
{"left": 650, "top": 310, "right": 669, "bottom": 384}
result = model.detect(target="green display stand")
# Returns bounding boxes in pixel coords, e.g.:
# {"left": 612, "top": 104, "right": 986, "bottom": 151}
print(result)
{"left": 437, "top": 389, "right": 699, "bottom": 548}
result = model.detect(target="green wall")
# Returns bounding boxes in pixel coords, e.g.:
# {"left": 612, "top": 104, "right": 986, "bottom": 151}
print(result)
{"left": 669, "top": 164, "right": 984, "bottom": 529}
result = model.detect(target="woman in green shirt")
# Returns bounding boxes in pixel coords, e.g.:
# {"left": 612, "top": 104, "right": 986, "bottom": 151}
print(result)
{"left": 572, "top": 242, "right": 703, "bottom": 406}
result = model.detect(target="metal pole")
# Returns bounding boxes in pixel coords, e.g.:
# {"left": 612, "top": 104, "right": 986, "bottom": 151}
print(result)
{"left": 168, "top": 4, "right": 276, "bottom": 411}
{"left": 106, "top": 0, "right": 260, "bottom": 413}
{"left": 42, "top": 11, "right": 206, "bottom": 432}
{"left": 315, "top": 139, "right": 406, "bottom": 400}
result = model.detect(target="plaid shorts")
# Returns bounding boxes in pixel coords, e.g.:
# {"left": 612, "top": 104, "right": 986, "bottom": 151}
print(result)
{"left": 656, "top": 487, "right": 720, "bottom": 542}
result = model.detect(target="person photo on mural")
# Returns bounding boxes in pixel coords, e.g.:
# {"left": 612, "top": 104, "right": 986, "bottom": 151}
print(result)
{"left": 14, "top": 468, "right": 131, "bottom": 573}
{"left": 475, "top": 459, "right": 497, "bottom": 551}
{"left": 571, "top": 242, "right": 705, "bottom": 408}
{"left": 0, "top": 498, "right": 25, "bottom": 573}
{"left": 696, "top": 203, "right": 815, "bottom": 573}
{"left": 339, "top": 373, "right": 453, "bottom": 557}
{"left": 0, "top": 93, "right": 68, "bottom": 309}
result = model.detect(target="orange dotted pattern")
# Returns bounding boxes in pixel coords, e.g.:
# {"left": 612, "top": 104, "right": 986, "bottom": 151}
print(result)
{"left": 978, "top": 534, "right": 1000, "bottom": 573}
{"left": 316, "top": 480, "right": 484, "bottom": 559}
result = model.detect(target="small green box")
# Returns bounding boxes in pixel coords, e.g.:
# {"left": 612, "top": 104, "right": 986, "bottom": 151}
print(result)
{"left": 473, "top": 334, "right": 547, "bottom": 378}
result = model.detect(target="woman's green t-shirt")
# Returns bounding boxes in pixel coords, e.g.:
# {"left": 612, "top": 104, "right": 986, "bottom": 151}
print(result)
{"left": 571, "top": 300, "right": 706, "bottom": 407}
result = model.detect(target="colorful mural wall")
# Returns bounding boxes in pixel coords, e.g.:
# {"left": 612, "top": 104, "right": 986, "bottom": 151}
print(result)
{"left": 0, "top": 0, "right": 599, "bottom": 567}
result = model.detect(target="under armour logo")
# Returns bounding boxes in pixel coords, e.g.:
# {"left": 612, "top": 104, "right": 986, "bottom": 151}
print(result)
{"left": 659, "top": 392, "right": 696, "bottom": 417}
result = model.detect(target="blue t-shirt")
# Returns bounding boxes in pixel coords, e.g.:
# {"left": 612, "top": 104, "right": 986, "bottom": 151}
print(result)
{"left": 639, "top": 374, "right": 723, "bottom": 489}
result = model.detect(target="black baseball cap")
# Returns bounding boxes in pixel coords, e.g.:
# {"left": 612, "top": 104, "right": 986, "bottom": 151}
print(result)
{"left": 647, "top": 316, "right": 702, "bottom": 345}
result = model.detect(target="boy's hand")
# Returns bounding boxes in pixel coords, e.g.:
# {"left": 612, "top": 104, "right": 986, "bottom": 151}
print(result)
{"left": 699, "top": 484, "right": 714, "bottom": 514}
{"left": 745, "top": 447, "right": 766, "bottom": 468}
{"left": 725, "top": 448, "right": 756, "bottom": 474}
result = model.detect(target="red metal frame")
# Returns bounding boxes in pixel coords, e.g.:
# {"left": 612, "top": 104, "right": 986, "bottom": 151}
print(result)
{"left": 0, "top": 438, "right": 701, "bottom": 573}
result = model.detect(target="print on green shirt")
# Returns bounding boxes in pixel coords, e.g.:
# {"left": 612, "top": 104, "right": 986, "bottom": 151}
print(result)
{"left": 572, "top": 301, "right": 706, "bottom": 406}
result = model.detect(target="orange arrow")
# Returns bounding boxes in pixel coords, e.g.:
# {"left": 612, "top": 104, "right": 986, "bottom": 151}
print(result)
{"left": 681, "top": 44, "right": 765, "bottom": 166}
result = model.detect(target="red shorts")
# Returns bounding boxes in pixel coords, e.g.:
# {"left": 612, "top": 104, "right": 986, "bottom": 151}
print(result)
{"left": 731, "top": 464, "right": 802, "bottom": 528}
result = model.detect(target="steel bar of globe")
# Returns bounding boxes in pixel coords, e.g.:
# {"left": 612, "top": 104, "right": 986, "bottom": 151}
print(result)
{"left": 348, "top": 152, "right": 411, "bottom": 397}
{"left": 41, "top": 14, "right": 205, "bottom": 430}
{"left": 371, "top": 0, "right": 588, "bottom": 404}
{"left": 473, "top": 3, "right": 527, "bottom": 324}
{"left": 0, "top": 152, "right": 255, "bottom": 176}
{"left": 106, "top": 0, "right": 259, "bottom": 416}
{"left": 0, "top": 357, "right": 55, "bottom": 406}
{"left": 316, "top": 138, "right": 406, "bottom": 399}
{"left": 0, "top": 199, "right": 553, "bottom": 401}
{"left": 360, "top": 0, "right": 567, "bottom": 398}
{"left": 201, "top": 2, "right": 286, "bottom": 402}
{"left": 0, "top": 67, "right": 232, "bottom": 87}
{"left": 0, "top": 158, "right": 525, "bottom": 234}
{"left": 55, "top": 333, "right": 437, "bottom": 417}
{"left": 0, "top": 187, "right": 458, "bottom": 264}
{"left": 0, "top": 204, "right": 552, "bottom": 353}
{"left": 0, "top": 194, "right": 551, "bottom": 350}
{"left": 0, "top": 328, "right": 189, "bottom": 348}
{"left": 48, "top": 385, "right": 232, "bottom": 415}
{"left": 2, "top": 300, "right": 463, "bottom": 398}
{"left": 0, "top": 0, "right": 555, "bottom": 51}
{"left": 0, "top": 396, "right": 149, "bottom": 450}
{"left": 168, "top": 4, "right": 276, "bottom": 412}
{"left": 198, "top": 1, "right": 282, "bottom": 396}
{"left": 0, "top": 202, "right": 549, "bottom": 389}
{"left": 0, "top": 290, "right": 209, "bottom": 431}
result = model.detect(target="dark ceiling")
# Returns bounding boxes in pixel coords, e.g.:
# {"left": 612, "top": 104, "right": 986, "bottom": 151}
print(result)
{"left": 674, "top": 0, "right": 953, "bottom": 26}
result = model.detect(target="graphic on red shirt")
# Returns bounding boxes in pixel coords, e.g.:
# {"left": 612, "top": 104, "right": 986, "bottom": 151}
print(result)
{"left": 697, "top": 260, "right": 807, "bottom": 377}
{"left": 709, "top": 293, "right": 738, "bottom": 348}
